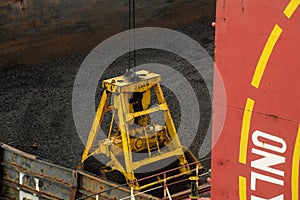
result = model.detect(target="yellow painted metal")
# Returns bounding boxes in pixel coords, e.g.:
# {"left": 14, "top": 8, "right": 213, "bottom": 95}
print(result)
{"left": 131, "top": 147, "right": 184, "bottom": 170}
{"left": 154, "top": 84, "right": 177, "bottom": 140}
{"left": 126, "top": 103, "right": 167, "bottom": 122}
{"left": 102, "top": 70, "right": 161, "bottom": 93}
{"left": 81, "top": 90, "right": 110, "bottom": 163}
{"left": 118, "top": 93, "right": 134, "bottom": 173}
{"left": 108, "top": 112, "right": 115, "bottom": 139}
{"left": 81, "top": 70, "right": 201, "bottom": 190}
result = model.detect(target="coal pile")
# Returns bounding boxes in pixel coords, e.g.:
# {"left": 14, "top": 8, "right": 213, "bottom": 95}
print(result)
{"left": 0, "top": 22, "right": 214, "bottom": 174}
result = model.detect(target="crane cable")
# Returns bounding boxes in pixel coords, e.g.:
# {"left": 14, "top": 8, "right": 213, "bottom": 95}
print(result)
{"left": 128, "top": 0, "right": 136, "bottom": 74}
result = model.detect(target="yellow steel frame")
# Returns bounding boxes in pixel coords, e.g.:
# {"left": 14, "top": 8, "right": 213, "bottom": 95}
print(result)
{"left": 81, "top": 70, "right": 200, "bottom": 190}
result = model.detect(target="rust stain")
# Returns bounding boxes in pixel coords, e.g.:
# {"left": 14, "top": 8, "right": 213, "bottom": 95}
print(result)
{"left": 19, "top": 0, "right": 26, "bottom": 13}
{"left": 0, "top": 0, "right": 215, "bottom": 66}
{"left": 265, "top": 113, "right": 280, "bottom": 119}
{"left": 1, "top": 144, "right": 158, "bottom": 200}
{"left": 0, "top": 0, "right": 19, "bottom": 8}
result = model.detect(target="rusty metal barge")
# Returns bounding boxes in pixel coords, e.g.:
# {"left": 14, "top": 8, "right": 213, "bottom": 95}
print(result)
{"left": 0, "top": 143, "right": 210, "bottom": 199}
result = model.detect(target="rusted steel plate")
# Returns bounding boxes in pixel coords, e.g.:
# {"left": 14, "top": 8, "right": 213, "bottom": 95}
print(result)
{"left": 213, "top": 0, "right": 300, "bottom": 199}
{"left": 0, "top": 143, "right": 76, "bottom": 199}
{"left": 75, "top": 170, "right": 158, "bottom": 200}
{"left": 0, "top": 0, "right": 215, "bottom": 66}
{"left": 0, "top": 143, "right": 159, "bottom": 199}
